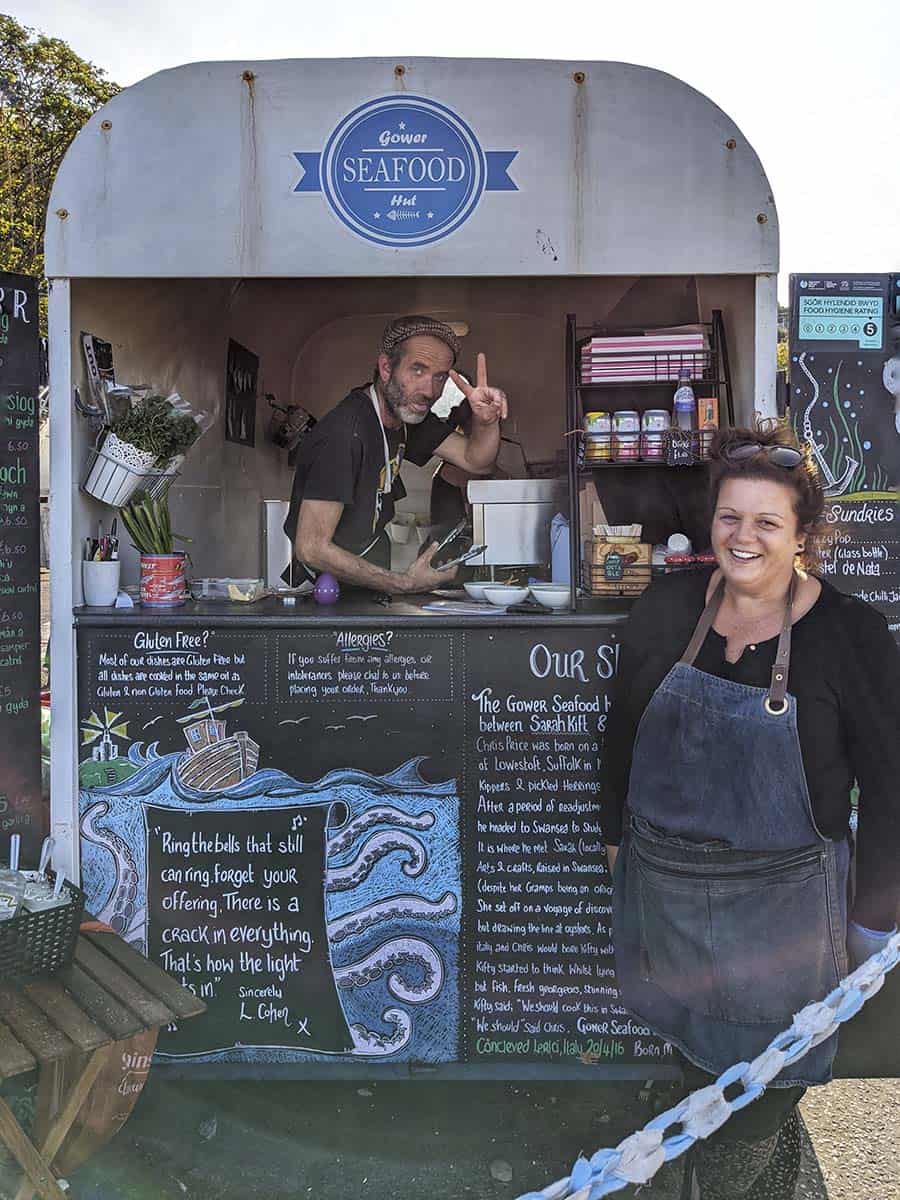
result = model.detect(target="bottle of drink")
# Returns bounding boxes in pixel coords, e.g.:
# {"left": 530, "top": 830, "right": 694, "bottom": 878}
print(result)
{"left": 673, "top": 372, "right": 697, "bottom": 432}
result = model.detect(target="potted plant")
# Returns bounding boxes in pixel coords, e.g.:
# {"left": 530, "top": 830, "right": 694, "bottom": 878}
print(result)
{"left": 83, "top": 391, "right": 204, "bottom": 507}
{"left": 120, "top": 492, "right": 191, "bottom": 607}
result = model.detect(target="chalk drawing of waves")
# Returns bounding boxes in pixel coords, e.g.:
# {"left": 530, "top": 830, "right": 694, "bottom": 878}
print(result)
{"left": 79, "top": 753, "right": 460, "bottom": 1066}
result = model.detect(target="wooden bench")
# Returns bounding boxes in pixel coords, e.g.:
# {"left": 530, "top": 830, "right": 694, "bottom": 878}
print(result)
{"left": 0, "top": 925, "right": 205, "bottom": 1200}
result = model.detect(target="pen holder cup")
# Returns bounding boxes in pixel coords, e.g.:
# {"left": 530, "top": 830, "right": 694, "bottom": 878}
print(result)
{"left": 83, "top": 559, "right": 121, "bottom": 607}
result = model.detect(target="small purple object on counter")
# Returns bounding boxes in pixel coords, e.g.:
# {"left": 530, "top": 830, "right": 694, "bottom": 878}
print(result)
{"left": 313, "top": 572, "right": 340, "bottom": 605}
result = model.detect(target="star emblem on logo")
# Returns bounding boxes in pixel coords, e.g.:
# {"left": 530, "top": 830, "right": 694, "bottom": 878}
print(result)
{"left": 398, "top": 121, "right": 406, "bottom": 130}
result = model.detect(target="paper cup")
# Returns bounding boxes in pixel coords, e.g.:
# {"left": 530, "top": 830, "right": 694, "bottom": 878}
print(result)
{"left": 82, "top": 560, "right": 121, "bottom": 607}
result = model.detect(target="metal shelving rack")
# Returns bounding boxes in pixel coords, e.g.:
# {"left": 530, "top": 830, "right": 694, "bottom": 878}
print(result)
{"left": 564, "top": 311, "right": 735, "bottom": 611}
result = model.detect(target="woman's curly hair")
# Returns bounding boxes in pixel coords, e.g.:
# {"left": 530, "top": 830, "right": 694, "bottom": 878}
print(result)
{"left": 708, "top": 419, "right": 828, "bottom": 572}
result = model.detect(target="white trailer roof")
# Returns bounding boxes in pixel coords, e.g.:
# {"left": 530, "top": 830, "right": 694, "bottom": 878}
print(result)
{"left": 45, "top": 57, "right": 778, "bottom": 278}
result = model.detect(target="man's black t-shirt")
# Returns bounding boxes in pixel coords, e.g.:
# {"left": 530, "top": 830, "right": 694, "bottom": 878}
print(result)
{"left": 284, "top": 386, "right": 450, "bottom": 573}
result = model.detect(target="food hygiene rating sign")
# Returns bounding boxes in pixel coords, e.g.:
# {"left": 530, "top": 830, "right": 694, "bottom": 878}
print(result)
{"left": 294, "top": 94, "right": 518, "bottom": 248}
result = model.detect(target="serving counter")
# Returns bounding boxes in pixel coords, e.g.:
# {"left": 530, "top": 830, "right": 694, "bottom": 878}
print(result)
{"left": 72, "top": 598, "right": 677, "bottom": 1079}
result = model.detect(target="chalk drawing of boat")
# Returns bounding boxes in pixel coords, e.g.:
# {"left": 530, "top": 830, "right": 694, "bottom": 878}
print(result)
{"left": 175, "top": 697, "right": 259, "bottom": 791}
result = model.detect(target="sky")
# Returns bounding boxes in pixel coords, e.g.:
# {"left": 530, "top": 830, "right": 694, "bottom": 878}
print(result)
{"left": 10, "top": 0, "right": 900, "bottom": 299}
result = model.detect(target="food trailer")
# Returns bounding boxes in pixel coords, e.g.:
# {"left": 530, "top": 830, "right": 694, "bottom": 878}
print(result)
{"left": 45, "top": 57, "right": 778, "bottom": 1077}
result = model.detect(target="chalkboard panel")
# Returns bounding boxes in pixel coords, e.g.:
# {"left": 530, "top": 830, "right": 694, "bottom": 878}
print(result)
{"left": 462, "top": 627, "right": 671, "bottom": 1068}
{"left": 790, "top": 273, "right": 900, "bottom": 639}
{"left": 0, "top": 273, "right": 43, "bottom": 857}
{"left": 148, "top": 803, "right": 354, "bottom": 1056}
{"left": 77, "top": 619, "right": 669, "bottom": 1074}
{"left": 78, "top": 624, "right": 463, "bottom": 1067}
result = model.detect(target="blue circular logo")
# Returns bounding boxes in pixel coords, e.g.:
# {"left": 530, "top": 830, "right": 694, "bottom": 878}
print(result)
{"left": 320, "top": 95, "right": 487, "bottom": 248}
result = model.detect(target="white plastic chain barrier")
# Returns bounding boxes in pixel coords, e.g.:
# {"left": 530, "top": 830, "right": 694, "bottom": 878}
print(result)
{"left": 516, "top": 932, "right": 900, "bottom": 1200}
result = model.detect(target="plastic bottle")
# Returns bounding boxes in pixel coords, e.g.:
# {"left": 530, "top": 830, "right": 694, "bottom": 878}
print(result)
{"left": 673, "top": 372, "right": 696, "bottom": 432}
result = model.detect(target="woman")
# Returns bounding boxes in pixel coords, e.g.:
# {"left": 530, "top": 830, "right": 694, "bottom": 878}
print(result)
{"left": 602, "top": 423, "right": 900, "bottom": 1199}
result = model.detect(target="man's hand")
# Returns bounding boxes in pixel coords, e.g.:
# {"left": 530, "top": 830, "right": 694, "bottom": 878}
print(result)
{"left": 402, "top": 541, "right": 459, "bottom": 594}
{"left": 451, "top": 353, "right": 507, "bottom": 427}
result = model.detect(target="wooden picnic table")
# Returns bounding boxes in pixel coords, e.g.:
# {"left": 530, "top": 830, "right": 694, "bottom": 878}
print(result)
{"left": 0, "top": 924, "right": 205, "bottom": 1200}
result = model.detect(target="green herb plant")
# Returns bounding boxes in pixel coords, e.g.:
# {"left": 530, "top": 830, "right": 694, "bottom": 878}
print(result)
{"left": 109, "top": 395, "right": 201, "bottom": 467}
{"left": 120, "top": 492, "right": 191, "bottom": 555}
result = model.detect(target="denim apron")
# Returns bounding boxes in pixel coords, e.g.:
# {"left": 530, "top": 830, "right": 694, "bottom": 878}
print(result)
{"left": 613, "top": 577, "right": 850, "bottom": 1086}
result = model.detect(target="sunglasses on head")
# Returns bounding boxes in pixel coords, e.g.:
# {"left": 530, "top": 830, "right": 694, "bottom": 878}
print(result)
{"left": 722, "top": 441, "right": 803, "bottom": 468}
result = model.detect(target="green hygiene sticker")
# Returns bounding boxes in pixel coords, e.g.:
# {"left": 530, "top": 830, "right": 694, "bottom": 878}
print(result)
{"left": 798, "top": 296, "right": 883, "bottom": 350}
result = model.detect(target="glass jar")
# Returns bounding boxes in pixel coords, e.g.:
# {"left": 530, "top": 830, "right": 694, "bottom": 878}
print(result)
{"left": 613, "top": 410, "right": 640, "bottom": 435}
{"left": 613, "top": 432, "right": 641, "bottom": 461}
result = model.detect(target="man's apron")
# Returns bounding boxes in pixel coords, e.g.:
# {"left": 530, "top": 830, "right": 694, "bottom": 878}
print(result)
{"left": 613, "top": 577, "right": 850, "bottom": 1086}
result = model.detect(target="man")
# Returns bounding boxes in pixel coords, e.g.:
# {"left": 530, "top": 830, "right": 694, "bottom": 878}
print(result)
{"left": 285, "top": 315, "right": 507, "bottom": 594}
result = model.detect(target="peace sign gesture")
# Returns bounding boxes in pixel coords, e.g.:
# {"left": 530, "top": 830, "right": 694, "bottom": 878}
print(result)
{"left": 450, "top": 353, "right": 508, "bottom": 427}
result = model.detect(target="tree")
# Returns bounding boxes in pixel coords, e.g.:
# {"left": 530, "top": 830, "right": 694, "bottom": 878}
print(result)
{"left": 0, "top": 15, "right": 119, "bottom": 325}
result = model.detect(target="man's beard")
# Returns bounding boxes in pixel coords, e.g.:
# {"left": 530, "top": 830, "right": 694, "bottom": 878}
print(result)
{"left": 382, "top": 374, "right": 430, "bottom": 425}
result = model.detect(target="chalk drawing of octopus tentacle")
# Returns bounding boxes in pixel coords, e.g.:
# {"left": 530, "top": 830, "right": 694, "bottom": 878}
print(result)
{"left": 334, "top": 937, "right": 444, "bottom": 1004}
{"left": 327, "top": 806, "right": 435, "bottom": 858}
{"left": 348, "top": 1007, "right": 412, "bottom": 1055}
{"left": 799, "top": 352, "right": 858, "bottom": 496}
{"left": 326, "top": 830, "right": 427, "bottom": 893}
{"left": 328, "top": 891, "right": 457, "bottom": 945}
{"left": 81, "top": 800, "right": 146, "bottom": 946}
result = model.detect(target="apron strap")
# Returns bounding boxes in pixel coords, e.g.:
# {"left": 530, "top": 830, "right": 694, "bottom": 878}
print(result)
{"left": 767, "top": 575, "right": 796, "bottom": 714}
{"left": 679, "top": 578, "right": 726, "bottom": 666}
{"left": 680, "top": 574, "right": 796, "bottom": 714}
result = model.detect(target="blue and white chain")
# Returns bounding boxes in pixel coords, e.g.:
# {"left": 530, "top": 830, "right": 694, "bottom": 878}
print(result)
{"left": 516, "top": 932, "right": 900, "bottom": 1200}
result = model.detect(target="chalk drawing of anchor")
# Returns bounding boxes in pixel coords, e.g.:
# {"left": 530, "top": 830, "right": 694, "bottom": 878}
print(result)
{"left": 798, "top": 353, "right": 858, "bottom": 496}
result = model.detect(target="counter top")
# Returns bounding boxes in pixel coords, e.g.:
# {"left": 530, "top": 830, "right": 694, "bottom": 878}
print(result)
{"left": 73, "top": 593, "right": 633, "bottom": 628}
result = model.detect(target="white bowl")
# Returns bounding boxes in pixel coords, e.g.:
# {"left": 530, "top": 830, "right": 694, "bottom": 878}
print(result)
{"left": 483, "top": 586, "right": 529, "bottom": 607}
{"left": 464, "top": 582, "right": 490, "bottom": 602}
{"left": 529, "top": 584, "right": 571, "bottom": 609}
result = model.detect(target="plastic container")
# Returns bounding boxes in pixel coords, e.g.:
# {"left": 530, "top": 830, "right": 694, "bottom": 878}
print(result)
{"left": 550, "top": 512, "right": 570, "bottom": 583}
{"left": 673, "top": 373, "right": 697, "bottom": 432}
{"left": 190, "top": 577, "right": 266, "bottom": 602}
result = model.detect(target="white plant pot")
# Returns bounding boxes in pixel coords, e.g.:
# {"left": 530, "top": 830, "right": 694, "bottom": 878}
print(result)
{"left": 102, "top": 432, "right": 158, "bottom": 472}
{"left": 82, "top": 433, "right": 165, "bottom": 508}
{"left": 82, "top": 454, "right": 143, "bottom": 507}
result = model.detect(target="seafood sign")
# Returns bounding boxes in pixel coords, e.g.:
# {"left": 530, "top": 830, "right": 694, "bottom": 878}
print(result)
{"left": 294, "top": 94, "right": 518, "bottom": 249}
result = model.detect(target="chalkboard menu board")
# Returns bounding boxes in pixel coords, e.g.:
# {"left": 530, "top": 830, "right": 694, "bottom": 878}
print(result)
{"left": 77, "top": 621, "right": 672, "bottom": 1076}
{"left": 790, "top": 273, "right": 900, "bottom": 639}
{"left": 0, "top": 273, "right": 43, "bottom": 857}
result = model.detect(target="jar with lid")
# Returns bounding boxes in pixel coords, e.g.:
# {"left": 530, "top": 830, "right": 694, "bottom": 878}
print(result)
{"left": 612, "top": 410, "right": 640, "bottom": 434}
{"left": 583, "top": 411, "right": 612, "bottom": 462}
{"left": 640, "top": 410, "right": 670, "bottom": 460}
{"left": 613, "top": 432, "right": 640, "bottom": 462}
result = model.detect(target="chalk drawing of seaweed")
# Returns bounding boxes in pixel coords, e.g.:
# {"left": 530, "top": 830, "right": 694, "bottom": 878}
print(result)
{"left": 798, "top": 354, "right": 887, "bottom": 496}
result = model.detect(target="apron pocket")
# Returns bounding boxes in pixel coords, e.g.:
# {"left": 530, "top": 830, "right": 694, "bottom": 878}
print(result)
{"left": 708, "top": 849, "right": 837, "bottom": 1026}
{"left": 634, "top": 842, "right": 840, "bottom": 1026}
{"left": 634, "top": 851, "right": 719, "bottom": 1019}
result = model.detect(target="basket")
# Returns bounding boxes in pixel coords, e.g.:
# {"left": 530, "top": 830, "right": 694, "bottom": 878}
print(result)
{"left": 82, "top": 435, "right": 181, "bottom": 508}
{"left": 0, "top": 877, "right": 86, "bottom": 981}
